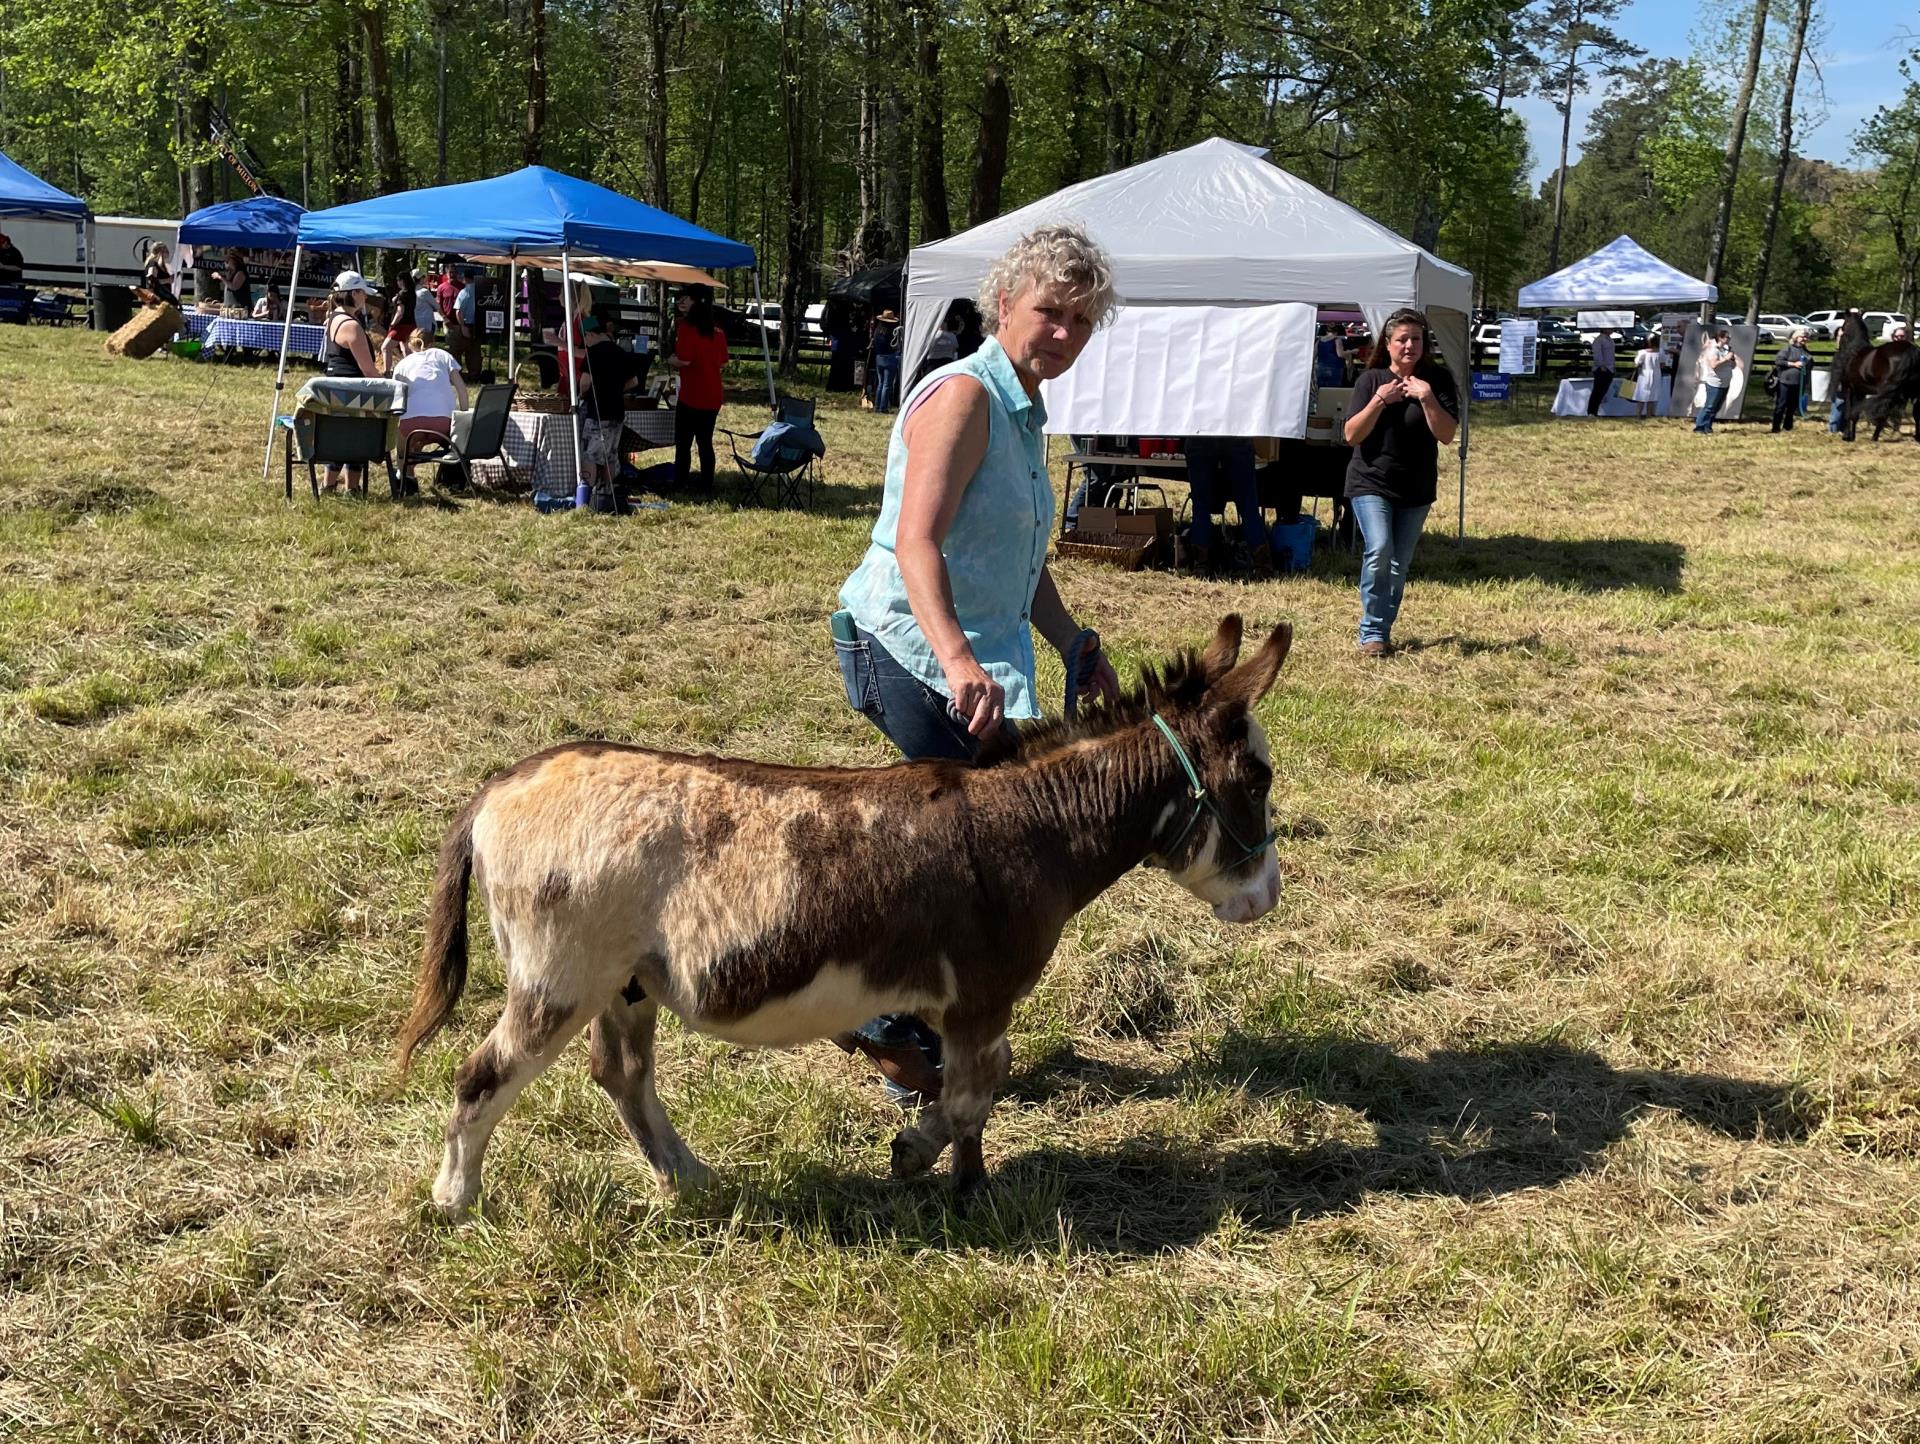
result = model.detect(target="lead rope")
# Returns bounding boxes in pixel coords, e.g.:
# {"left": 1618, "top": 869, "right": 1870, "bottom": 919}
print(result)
{"left": 1063, "top": 628, "right": 1101, "bottom": 719}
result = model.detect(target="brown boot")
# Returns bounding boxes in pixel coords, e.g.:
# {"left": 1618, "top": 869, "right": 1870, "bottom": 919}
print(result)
{"left": 832, "top": 1031, "right": 944, "bottom": 1101}
{"left": 1358, "top": 640, "right": 1391, "bottom": 659}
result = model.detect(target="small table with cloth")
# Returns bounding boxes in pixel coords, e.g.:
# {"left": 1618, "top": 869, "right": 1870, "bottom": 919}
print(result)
{"left": 1551, "top": 376, "right": 1655, "bottom": 417}
{"left": 183, "top": 311, "right": 327, "bottom": 361}
{"left": 465, "top": 405, "right": 677, "bottom": 491}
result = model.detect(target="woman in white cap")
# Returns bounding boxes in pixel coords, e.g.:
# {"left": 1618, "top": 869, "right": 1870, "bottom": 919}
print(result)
{"left": 320, "top": 270, "right": 379, "bottom": 493}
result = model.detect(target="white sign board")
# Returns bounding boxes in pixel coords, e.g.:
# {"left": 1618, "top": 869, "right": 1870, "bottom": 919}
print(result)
{"left": 1576, "top": 310, "right": 1634, "bottom": 331}
{"left": 1498, "top": 319, "right": 1538, "bottom": 375}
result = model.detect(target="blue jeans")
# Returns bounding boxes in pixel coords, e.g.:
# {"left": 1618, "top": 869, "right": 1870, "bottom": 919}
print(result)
{"left": 1185, "top": 437, "right": 1268, "bottom": 549}
{"left": 1350, "top": 494, "right": 1429, "bottom": 645}
{"left": 1829, "top": 395, "right": 1845, "bottom": 433}
{"left": 873, "top": 354, "right": 901, "bottom": 412}
{"left": 1694, "top": 385, "right": 1727, "bottom": 433}
{"left": 834, "top": 622, "right": 1007, "bottom": 1078}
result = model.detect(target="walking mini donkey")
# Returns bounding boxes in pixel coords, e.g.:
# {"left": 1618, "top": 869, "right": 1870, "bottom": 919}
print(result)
{"left": 398, "top": 614, "right": 1291, "bottom": 1212}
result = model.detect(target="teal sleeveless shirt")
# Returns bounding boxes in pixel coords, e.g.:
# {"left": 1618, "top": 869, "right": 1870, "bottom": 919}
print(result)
{"left": 838, "top": 336, "right": 1053, "bottom": 719}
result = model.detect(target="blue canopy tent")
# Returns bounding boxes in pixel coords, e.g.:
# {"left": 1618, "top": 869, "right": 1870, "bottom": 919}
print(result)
{"left": 179, "top": 195, "right": 353, "bottom": 253}
{"left": 265, "top": 167, "right": 767, "bottom": 484}
{"left": 0, "top": 149, "right": 92, "bottom": 309}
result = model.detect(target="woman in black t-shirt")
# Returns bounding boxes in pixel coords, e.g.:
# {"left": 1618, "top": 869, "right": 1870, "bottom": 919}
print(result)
{"left": 1342, "top": 307, "right": 1458, "bottom": 657}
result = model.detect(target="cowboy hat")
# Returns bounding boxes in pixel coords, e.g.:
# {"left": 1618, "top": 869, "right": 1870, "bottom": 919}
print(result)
{"left": 876, "top": 308, "right": 900, "bottom": 323}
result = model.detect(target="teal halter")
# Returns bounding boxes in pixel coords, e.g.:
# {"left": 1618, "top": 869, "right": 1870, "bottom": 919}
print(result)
{"left": 1150, "top": 712, "right": 1277, "bottom": 870}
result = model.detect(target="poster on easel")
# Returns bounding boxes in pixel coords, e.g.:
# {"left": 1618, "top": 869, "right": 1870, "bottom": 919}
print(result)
{"left": 1497, "top": 319, "right": 1538, "bottom": 375}
{"left": 1669, "top": 321, "right": 1757, "bottom": 420}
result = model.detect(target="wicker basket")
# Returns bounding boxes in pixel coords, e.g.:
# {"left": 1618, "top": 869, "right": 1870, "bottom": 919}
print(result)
{"left": 1057, "top": 529, "right": 1157, "bottom": 571}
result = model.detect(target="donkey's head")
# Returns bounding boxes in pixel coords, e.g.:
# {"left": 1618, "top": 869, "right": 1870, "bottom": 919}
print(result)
{"left": 1145, "top": 615, "right": 1292, "bottom": 924}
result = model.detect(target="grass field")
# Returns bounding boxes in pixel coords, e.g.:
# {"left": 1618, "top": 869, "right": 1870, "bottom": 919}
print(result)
{"left": 3, "top": 325, "right": 1919, "bottom": 1442}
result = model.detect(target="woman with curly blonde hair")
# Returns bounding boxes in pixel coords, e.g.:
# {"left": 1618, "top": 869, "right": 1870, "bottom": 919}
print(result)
{"left": 830, "top": 222, "right": 1122, "bottom": 1099}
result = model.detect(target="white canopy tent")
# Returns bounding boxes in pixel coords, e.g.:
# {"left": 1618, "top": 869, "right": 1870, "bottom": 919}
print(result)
{"left": 902, "top": 137, "right": 1474, "bottom": 530}
{"left": 1517, "top": 235, "right": 1717, "bottom": 309}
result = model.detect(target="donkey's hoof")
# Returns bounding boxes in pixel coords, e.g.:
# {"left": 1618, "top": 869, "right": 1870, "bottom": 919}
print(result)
{"left": 658, "top": 1160, "right": 716, "bottom": 1199}
{"left": 891, "top": 1129, "right": 940, "bottom": 1180}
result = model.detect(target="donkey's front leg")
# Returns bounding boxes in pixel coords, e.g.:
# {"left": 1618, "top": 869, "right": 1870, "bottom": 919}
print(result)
{"left": 890, "top": 1031, "right": 1012, "bottom": 1192}
{"left": 587, "top": 994, "right": 712, "bottom": 1197}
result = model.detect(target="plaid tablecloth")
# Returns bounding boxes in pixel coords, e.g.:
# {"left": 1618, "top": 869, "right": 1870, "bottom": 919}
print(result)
{"left": 182, "top": 311, "right": 326, "bottom": 359}
{"left": 468, "top": 407, "right": 678, "bottom": 490}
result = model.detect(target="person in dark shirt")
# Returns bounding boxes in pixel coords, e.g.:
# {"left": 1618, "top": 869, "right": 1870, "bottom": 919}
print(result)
{"left": 1342, "top": 306, "right": 1459, "bottom": 657}
{"left": 0, "top": 232, "right": 24, "bottom": 287}
{"left": 141, "top": 243, "right": 176, "bottom": 305}
{"left": 221, "top": 249, "right": 253, "bottom": 312}
{"left": 580, "top": 314, "right": 640, "bottom": 492}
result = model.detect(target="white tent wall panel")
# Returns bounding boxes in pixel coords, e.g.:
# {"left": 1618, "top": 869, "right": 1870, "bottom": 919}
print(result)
{"left": 1038, "top": 303, "right": 1316, "bottom": 438}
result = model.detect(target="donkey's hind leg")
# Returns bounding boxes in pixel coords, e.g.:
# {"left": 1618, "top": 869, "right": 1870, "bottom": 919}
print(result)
{"left": 587, "top": 994, "right": 712, "bottom": 1197}
{"left": 432, "top": 983, "right": 593, "bottom": 1216}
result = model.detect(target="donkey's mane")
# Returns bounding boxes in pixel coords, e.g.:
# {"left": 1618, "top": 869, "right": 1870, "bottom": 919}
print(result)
{"left": 973, "top": 645, "right": 1215, "bottom": 768}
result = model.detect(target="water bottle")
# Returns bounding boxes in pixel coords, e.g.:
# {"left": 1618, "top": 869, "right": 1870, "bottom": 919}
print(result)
{"left": 574, "top": 480, "right": 591, "bottom": 510}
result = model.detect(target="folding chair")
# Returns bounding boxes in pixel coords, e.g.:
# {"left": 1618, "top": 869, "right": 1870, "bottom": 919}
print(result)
{"left": 404, "top": 383, "right": 526, "bottom": 491}
{"left": 284, "top": 377, "right": 405, "bottom": 501}
{"left": 722, "top": 395, "right": 822, "bottom": 509}
{"left": 30, "top": 292, "right": 85, "bottom": 326}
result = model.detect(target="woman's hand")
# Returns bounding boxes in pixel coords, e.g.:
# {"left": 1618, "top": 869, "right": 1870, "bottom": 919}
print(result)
{"left": 944, "top": 653, "right": 1005, "bottom": 737}
{"left": 1068, "top": 633, "right": 1121, "bottom": 708}
{"left": 1376, "top": 377, "right": 1409, "bottom": 405}
{"left": 1402, "top": 374, "right": 1433, "bottom": 403}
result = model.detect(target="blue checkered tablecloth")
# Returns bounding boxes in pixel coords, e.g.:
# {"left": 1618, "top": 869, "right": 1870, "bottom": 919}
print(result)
{"left": 202, "top": 317, "right": 327, "bottom": 359}
{"left": 468, "top": 407, "right": 677, "bottom": 490}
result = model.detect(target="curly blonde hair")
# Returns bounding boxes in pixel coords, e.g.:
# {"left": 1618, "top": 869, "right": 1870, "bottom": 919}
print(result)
{"left": 977, "top": 223, "right": 1118, "bottom": 334}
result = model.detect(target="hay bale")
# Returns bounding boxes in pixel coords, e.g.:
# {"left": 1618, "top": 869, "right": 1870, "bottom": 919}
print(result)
{"left": 104, "top": 303, "right": 183, "bottom": 360}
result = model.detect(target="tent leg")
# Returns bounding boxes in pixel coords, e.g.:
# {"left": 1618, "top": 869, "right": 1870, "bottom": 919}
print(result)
{"left": 562, "top": 250, "right": 585, "bottom": 496}
{"left": 508, "top": 254, "right": 518, "bottom": 381}
{"left": 1457, "top": 404, "right": 1468, "bottom": 541}
{"left": 263, "top": 244, "right": 304, "bottom": 480}
{"left": 752, "top": 267, "right": 776, "bottom": 409}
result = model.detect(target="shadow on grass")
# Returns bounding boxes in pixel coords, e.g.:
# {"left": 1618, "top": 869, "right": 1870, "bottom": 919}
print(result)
{"left": 723, "top": 1033, "right": 1811, "bottom": 1256}
{"left": 1417, "top": 535, "right": 1686, "bottom": 593}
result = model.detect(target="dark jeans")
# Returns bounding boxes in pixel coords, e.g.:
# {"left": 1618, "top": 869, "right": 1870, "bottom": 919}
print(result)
{"left": 675, "top": 404, "right": 718, "bottom": 491}
{"left": 1588, "top": 368, "right": 1615, "bottom": 415}
{"left": 834, "top": 623, "right": 993, "bottom": 1069}
{"left": 1185, "top": 436, "right": 1268, "bottom": 548}
{"left": 873, "top": 354, "right": 901, "bottom": 412}
{"left": 1771, "top": 381, "right": 1800, "bottom": 431}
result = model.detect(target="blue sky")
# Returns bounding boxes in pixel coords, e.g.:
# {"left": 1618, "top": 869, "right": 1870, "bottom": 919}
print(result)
{"left": 1511, "top": 0, "right": 1915, "bottom": 185}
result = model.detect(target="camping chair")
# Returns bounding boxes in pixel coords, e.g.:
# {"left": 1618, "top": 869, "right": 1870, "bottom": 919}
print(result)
{"left": 723, "top": 394, "right": 822, "bottom": 509}
{"left": 30, "top": 292, "right": 84, "bottom": 326}
{"left": 283, "top": 376, "right": 405, "bottom": 501}
{"left": 0, "top": 286, "right": 30, "bottom": 324}
{"left": 403, "top": 382, "right": 526, "bottom": 491}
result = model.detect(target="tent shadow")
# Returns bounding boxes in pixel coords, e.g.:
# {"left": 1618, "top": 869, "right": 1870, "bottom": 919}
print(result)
{"left": 1414, "top": 534, "right": 1686, "bottom": 593}
{"left": 729, "top": 1033, "right": 1811, "bottom": 1257}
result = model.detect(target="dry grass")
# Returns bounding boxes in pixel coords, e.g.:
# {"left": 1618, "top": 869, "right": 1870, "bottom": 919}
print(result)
{"left": 2, "top": 326, "right": 1918, "bottom": 1442}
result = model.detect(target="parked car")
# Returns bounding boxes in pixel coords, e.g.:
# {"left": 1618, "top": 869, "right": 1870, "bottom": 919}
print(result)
{"left": 1713, "top": 313, "right": 1778, "bottom": 343}
{"left": 1802, "top": 308, "right": 1844, "bottom": 332}
{"left": 1864, "top": 310, "right": 1910, "bottom": 341}
{"left": 743, "top": 301, "right": 783, "bottom": 338}
{"left": 1761, "top": 312, "right": 1827, "bottom": 341}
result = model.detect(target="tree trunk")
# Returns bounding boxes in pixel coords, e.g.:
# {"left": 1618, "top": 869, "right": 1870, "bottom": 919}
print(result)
{"left": 300, "top": 85, "right": 313, "bottom": 206}
{"left": 967, "top": 11, "right": 1011, "bottom": 227}
{"left": 1057, "top": 51, "right": 1093, "bottom": 190}
{"left": 1701, "top": 0, "right": 1769, "bottom": 322}
{"left": 879, "top": 1, "right": 911, "bottom": 251}
{"left": 434, "top": 5, "right": 448, "bottom": 184}
{"left": 1547, "top": 17, "right": 1580, "bottom": 274}
{"left": 1746, "top": 0, "right": 1811, "bottom": 324}
{"left": 184, "top": 34, "right": 214, "bottom": 212}
{"left": 778, "top": 0, "right": 811, "bottom": 374}
{"left": 332, "top": 40, "right": 361, "bottom": 204}
{"left": 913, "top": 1, "right": 951, "bottom": 242}
{"left": 687, "top": 37, "right": 730, "bottom": 223}
{"left": 524, "top": 0, "right": 547, "bottom": 167}
{"left": 644, "top": 0, "right": 670, "bottom": 208}
{"left": 357, "top": 2, "right": 406, "bottom": 195}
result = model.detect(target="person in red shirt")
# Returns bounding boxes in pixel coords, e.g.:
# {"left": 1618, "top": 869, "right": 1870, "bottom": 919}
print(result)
{"left": 667, "top": 285, "right": 729, "bottom": 493}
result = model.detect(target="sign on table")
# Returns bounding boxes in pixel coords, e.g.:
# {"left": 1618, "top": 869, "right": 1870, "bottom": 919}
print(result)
{"left": 1498, "top": 319, "right": 1538, "bottom": 376}
{"left": 1576, "top": 310, "right": 1634, "bottom": 331}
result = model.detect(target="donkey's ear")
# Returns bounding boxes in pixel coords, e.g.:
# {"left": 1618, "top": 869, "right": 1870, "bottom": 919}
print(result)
{"left": 1199, "top": 614, "right": 1244, "bottom": 685}
{"left": 1211, "top": 621, "right": 1292, "bottom": 711}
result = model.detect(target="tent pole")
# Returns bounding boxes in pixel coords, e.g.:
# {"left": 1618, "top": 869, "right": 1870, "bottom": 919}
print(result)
{"left": 507, "top": 251, "right": 518, "bottom": 381}
{"left": 1457, "top": 404, "right": 1468, "bottom": 541}
{"left": 752, "top": 267, "right": 776, "bottom": 409}
{"left": 562, "top": 249, "right": 585, "bottom": 497}
{"left": 263, "top": 242, "right": 304, "bottom": 480}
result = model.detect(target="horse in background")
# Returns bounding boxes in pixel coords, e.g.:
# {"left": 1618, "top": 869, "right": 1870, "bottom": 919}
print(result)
{"left": 399, "top": 615, "right": 1293, "bottom": 1214}
{"left": 1836, "top": 334, "right": 1915, "bottom": 442}
{"left": 1860, "top": 342, "right": 1920, "bottom": 442}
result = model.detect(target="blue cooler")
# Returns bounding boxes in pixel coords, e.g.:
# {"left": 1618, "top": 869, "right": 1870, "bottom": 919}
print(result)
{"left": 1270, "top": 514, "right": 1317, "bottom": 573}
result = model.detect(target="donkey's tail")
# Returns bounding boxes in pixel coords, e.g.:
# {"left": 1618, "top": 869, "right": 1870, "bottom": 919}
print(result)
{"left": 396, "top": 804, "right": 477, "bottom": 1073}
